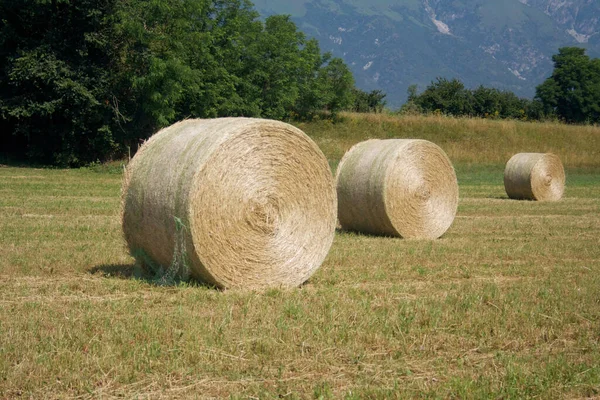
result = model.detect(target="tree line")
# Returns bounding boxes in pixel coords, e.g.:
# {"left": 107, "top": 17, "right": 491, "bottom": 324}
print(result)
{"left": 403, "top": 47, "right": 600, "bottom": 124}
{"left": 1, "top": 0, "right": 597, "bottom": 167}
{"left": 0, "top": 0, "right": 358, "bottom": 165}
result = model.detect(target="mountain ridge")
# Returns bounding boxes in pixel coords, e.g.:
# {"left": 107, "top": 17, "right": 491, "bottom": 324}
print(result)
{"left": 253, "top": 0, "right": 600, "bottom": 107}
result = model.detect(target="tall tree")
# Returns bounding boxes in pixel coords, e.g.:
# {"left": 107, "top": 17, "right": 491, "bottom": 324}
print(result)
{"left": 352, "top": 89, "right": 387, "bottom": 113}
{"left": 472, "top": 86, "right": 529, "bottom": 119}
{"left": 318, "top": 57, "right": 355, "bottom": 117}
{"left": 250, "top": 14, "right": 304, "bottom": 119}
{"left": 410, "top": 78, "right": 474, "bottom": 116}
{"left": 292, "top": 39, "right": 329, "bottom": 119}
{"left": 535, "top": 47, "right": 600, "bottom": 123}
{"left": 0, "top": 0, "right": 358, "bottom": 164}
{"left": 0, "top": 0, "right": 118, "bottom": 165}
{"left": 112, "top": 0, "right": 261, "bottom": 140}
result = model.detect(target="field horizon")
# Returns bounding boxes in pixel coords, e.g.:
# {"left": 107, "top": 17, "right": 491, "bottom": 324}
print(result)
{"left": 1, "top": 113, "right": 599, "bottom": 398}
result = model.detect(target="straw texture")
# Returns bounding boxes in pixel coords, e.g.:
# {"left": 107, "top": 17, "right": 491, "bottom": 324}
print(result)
{"left": 336, "top": 139, "right": 458, "bottom": 239}
{"left": 122, "top": 118, "right": 337, "bottom": 289}
{"left": 504, "top": 153, "right": 565, "bottom": 201}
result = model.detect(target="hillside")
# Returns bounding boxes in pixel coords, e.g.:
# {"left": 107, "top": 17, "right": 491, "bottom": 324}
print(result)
{"left": 253, "top": 0, "right": 600, "bottom": 107}
{"left": 298, "top": 112, "right": 600, "bottom": 171}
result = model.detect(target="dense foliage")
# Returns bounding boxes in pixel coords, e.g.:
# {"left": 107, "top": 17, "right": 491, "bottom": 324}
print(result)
{"left": 402, "top": 47, "right": 600, "bottom": 123}
{"left": 0, "top": 0, "right": 118, "bottom": 165}
{"left": 535, "top": 47, "right": 600, "bottom": 124}
{"left": 351, "top": 89, "right": 386, "bottom": 113}
{"left": 0, "top": 0, "right": 355, "bottom": 165}
{"left": 2, "top": 0, "right": 597, "bottom": 168}
{"left": 401, "top": 78, "right": 542, "bottom": 120}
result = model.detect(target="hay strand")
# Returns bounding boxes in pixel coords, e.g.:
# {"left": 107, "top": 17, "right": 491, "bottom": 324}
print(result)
{"left": 336, "top": 139, "right": 458, "bottom": 239}
{"left": 504, "top": 153, "right": 565, "bottom": 201}
{"left": 122, "top": 118, "right": 337, "bottom": 289}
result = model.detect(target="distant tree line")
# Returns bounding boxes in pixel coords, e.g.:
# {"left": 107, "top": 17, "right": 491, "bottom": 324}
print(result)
{"left": 401, "top": 78, "right": 541, "bottom": 120}
{"left": 350, "top": 89, "right": 387, "bottom": 113}
{"left": 401, "top": 47, "right": 600, "bottom": 124}
{"left": 535, "top": 47, "right": 600, "bottom": 124}
{"left": 1, "top": 0, "right": 596, "bottom": 169}
{"left": 0, "top": 0, "right": 356, "bottom": 165}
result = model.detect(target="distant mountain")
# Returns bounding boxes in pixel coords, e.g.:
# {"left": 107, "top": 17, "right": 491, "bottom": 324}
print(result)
{"left": 253, "top": 0, "right": 600, "bottom": 107}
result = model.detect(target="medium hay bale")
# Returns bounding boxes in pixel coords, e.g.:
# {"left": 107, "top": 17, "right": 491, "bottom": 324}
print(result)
{"left": 336, "top": 139, "right": 458, "bottom": 239}
{"left": 122, "top": 118, "right": 337, "bottom": 289}
{"left": 504, "top": 153, "right": 565, "bottom": 201}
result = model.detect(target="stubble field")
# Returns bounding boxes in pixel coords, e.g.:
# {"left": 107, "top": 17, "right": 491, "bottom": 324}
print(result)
{"left": 1, "top": 114, "right": 599, "bottom": 398}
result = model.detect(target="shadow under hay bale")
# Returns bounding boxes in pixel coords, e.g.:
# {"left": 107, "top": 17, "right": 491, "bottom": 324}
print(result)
{"left": 89, "top": 263, "right": 137, "bottom": 279}
{"left": 504, "top": 153, "right": 565, "bottom": 201}
{"left": 88, "top": 263, "right": 217, "bottom": 287}
{"left": 335, "top": 139, "right": 458, "bottom": 239}
{"left": 122, "top": 118, "right": 337, "bottom": 290}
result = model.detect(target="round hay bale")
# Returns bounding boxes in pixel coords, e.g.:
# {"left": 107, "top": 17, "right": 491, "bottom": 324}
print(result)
{"left": 504, "top": 153, "right": 565, "bottom": 201}
{"left": 122, "top": 118, "right": 337, "bottom": 289}
{"left": 336, "top": 139, "right": 458, "bottom": 239}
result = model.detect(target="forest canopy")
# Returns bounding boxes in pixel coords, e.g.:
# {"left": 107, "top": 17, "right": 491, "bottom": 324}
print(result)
{"left": 0, "top": 0, "right": 356, "bottom": 165}
{"left": 401, "top": 47, "right": 600, "bottom": 124}
{"left": 1, "top": 0, "right": 598, "bottom": 166}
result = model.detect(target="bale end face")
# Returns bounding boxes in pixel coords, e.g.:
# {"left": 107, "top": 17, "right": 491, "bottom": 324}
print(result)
{"left": 336, "top": 139, "right": 458, "bottom": 239}
{"left": 504, "top": 153, "right": 565, "bottom": 201}
{"left": 122, "top": 118, "right": 337, "bottom": 289}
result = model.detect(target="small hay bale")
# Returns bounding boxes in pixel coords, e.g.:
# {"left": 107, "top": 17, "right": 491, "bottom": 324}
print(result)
{"left": 336, "top": 139, "right": 458, "bottom": 239}
{"left": 122, "top": 118, "right": 337, "bottom": 289}
{"left": 504, "top": 153, "right": 565, "bottom": 201}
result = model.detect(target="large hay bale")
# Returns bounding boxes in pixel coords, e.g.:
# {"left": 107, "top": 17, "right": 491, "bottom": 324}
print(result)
{"left": 122, "top": 118, "right": 337, "bottom": 289}
{"left": 336, "top": 139, "right": 458, "bottom": 239}
{"left": 504, "top": 153, "right": 565, "bottom": 201}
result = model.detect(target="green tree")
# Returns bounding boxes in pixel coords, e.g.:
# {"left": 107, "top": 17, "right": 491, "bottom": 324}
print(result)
{"left": 411, "top": 78, "right": 474, "bottom": 116}
{"left": 0, "top": 0, "right": 358, "bottom": 164}
{"left": 112, "top": 0, "right": 261, "bottom": 141}
{"left": 248, "top": 14, "right": 305, "bottom": 119}
{"left": 535, "top": 47, "right": 600, "bottom": 123}
{"left": 398, "top": 84, "right": 422, "bottom": 114}
{"left": 0, "top": 0, "right": 118, "bottom": 165}
{"left": 401, "top": 79, "right": 536, "bottom": 120}
{"left": 292, "top": 39, "right": 329, "bottom": 119}
{"left": 472, "top": 86, "right": 529, "bottom": 119}
{"left": 318, "top": 57, "right": 355, "bottom": 117}
{"left": 352, "top": 89, "right": 387, "bottom": 113}
{"left": 407, "top": 84, "right": 419, "bottom": 103}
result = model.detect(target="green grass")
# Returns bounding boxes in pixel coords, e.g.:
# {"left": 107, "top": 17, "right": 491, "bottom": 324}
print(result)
{"left": 1, "top": 115, "right": 600, "bottom": 398}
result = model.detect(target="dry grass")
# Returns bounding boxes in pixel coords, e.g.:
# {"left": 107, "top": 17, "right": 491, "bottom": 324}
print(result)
{"left": 298, "top": 112, "right": 600, "bottom": 169}
{"left": 1, "top": 115, "right": 599, "bottom": 398}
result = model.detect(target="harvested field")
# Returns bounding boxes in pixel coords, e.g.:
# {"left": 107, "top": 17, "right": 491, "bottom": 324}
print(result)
{"left": 1, "top": 114, "right": 599, "bottom": 398}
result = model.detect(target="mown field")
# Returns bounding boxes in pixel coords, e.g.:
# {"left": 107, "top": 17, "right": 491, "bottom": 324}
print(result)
{"left": 1, "top": 114, "right": 599, "bottom": 398}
